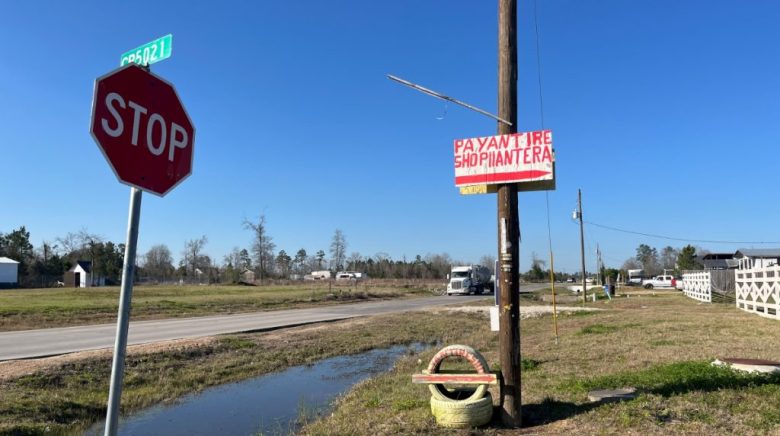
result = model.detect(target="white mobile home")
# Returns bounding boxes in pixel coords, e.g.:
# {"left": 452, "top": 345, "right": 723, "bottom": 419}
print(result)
{"left": 311, "top": 270, "right": 332, "bottom": 280}
{"left": 0, "top": 257, "right": 19, "bottom": 287}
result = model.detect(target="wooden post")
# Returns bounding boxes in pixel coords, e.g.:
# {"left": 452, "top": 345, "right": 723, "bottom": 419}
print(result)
{"left": 497, "top": 0, "right": 521, "bottom": 427}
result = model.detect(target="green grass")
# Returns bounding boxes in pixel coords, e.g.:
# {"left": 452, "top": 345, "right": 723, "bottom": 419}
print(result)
{"left": 558, "top": 361, "right": 780, "bottom": 396}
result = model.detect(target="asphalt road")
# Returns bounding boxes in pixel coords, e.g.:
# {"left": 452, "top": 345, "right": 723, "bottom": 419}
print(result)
{"left": 0, "top": 284, "right": 548, "bottom": 361}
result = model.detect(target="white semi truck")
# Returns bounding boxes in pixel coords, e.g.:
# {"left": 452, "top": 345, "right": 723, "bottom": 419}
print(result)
{"left": 447, "top": 265, "right": 493, "bottom": 296}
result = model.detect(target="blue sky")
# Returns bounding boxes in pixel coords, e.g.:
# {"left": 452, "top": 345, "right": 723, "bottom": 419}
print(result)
{"left": 2, "top": 1, "right": 780, "bottom": 273}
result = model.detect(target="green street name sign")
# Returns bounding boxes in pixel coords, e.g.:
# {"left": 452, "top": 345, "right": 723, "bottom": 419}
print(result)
{"left": 120, "top": 34, "right": 172, "bottom": 67}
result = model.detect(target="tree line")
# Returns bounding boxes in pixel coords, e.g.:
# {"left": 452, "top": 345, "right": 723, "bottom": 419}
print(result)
{"left": 621, "top": 244, "right": 702, "bottom": 277}
{"left": 0, "top": 227, "right": 124, "bottom": 287}
{"left": 0, "top": 218, "right": 490, "bottom": 287}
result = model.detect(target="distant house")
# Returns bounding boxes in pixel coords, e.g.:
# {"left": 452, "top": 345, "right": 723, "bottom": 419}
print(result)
{"left": 64, "top": 261, "right": 104, "bottom": 288}
{"left": 241, "top": 269, "right": 256, "bottom": 283}
{"left": 698, "top": 253, "right": 738, "bottom": 270}
{"left": 734, "top": 249, "right": 780, "bottom": 270}
{"left": 0, "top": 257, "right": 20, "bottom": 288}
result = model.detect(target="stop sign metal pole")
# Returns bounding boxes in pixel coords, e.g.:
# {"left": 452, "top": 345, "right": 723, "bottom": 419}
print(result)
{"left": 103, "top": 61, "right": 151, "bottom": 436}
{"left": 104, "top": 187, "right": 142, "bottom": 436}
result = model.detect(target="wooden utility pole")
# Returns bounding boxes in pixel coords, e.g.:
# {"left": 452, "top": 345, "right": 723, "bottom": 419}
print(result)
{"left": 497, "top": 0, "right": 521, "bottom": 427}
{"left": 578, "top": 188, "right": 587, "bottom": 304}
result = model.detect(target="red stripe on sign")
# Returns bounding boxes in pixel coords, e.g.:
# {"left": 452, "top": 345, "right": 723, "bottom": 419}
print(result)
{"left": 455, "top": 170, "right": 551, "bottom": 185}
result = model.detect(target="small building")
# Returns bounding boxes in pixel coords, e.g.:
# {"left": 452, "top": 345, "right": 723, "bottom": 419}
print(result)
{"left": 65, "top": 261, "right": 93, "bottom": 288}
{"left": 734, "top": 249, "right": 780, "bottom": 270}
{"left": 241, "top": 269, "right": 256, "bottom": 283}
{"left": 0, "top": 257, "right": 20, "bottom": 288}
{"left": 698, "top": 253, "right": 738, "bottom": 270}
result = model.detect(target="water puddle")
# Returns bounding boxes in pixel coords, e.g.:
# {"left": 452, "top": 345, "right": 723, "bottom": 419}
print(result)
{"left": 87, "top": 342, "right": 428, "bottom": 435}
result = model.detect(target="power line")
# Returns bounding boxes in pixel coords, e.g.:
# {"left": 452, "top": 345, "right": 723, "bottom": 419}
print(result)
{"left": 533, "top": 0, "right": 545, "bottom": 128}
{"left": 584, "top": 220, "right": 780, "bottom": 245}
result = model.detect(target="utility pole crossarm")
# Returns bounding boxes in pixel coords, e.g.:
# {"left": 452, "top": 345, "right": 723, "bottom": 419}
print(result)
{"left": 386, "top": 74, "right": 512, "bottom": 126}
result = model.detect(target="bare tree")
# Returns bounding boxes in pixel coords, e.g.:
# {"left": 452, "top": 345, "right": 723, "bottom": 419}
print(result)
{"left": 660, "top": 246, "right": 679, "bottom": 272}
{"left": 329, "top": 230, "right": 347, "bottom": 271}
{"left": 243, "top": 215, "right": 276, "bottom": 282}
{"left": 347, "top": 252, "right": 363, "bottom": 270}
{"left": 223, "top": 247, "right": 245, "bottom": 283}
{"left": 143, "top": 244, "right": 174, "bottom": 282}
{"left": 56, "top": 229, "right": 103, "bottom": 257}
{"left": 182, "top": 235, "right": 208, "bottom": 281}
{"left": 223, "top": 247, "right": 243, "bottom": 270}
{"left": 479, "top": 254, "right": 496, "bottom": 274}
{"left": 621, "top": 258, "right": 642, "bottom": 271}
{"left": 57, "top": 229, "right": 105, "bottom": 276}
{"left": 425, "top": 252, "right": 453, "bottom": 279}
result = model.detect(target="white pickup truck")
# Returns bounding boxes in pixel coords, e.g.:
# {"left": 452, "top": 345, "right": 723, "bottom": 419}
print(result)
{"left": 642, "top": 275, "right": 677, "bottom": 289}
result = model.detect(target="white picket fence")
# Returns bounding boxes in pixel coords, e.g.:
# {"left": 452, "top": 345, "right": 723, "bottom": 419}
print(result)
{"left": 736, "top": 264, "right": 780, "bottom": 319}
{"left": 682, "top": 271, "right": 712, "bottom": 303}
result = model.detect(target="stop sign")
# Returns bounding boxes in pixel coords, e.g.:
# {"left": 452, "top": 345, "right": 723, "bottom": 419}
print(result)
{"left": 90, "top": 64, "right": 194, "bottom": 196}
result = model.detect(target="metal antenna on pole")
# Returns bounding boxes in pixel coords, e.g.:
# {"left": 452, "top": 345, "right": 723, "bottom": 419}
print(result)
{"left": 386, "top": 74, "right": 513, "bottom": 126}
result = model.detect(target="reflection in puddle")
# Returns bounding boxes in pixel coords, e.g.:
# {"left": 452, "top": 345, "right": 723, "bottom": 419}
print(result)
{"left": 87, "top": 343, "right": 428, "bottom": 435}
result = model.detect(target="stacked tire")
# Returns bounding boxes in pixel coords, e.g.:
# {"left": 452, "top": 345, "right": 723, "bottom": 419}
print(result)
{"left": 426, "top": 345, "right": 494, "bottom": 428}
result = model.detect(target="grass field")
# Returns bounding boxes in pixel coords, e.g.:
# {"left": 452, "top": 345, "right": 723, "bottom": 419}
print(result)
{"left": 0, "top": 280, "right": 439, "bottom": 331}
{"left": 4, "top": 291, "right": 780, "bottom": 434}
{"left": 301, "top": 291, "right": 780, "bottom": 435}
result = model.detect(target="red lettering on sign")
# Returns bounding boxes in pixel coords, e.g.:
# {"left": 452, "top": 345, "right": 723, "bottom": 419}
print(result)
{"left": 453, "top": 130, "right": 554, "bottom": 188}
{"left": 454, "top": 139, "right": 464, "bottom": 154}
{"left": 532, "top": 146, "right": 541, "bottom": 163}
{"left": 477, "top": 137, "right": 488, "bottom": 151}
{"left": 542, "top": 146, "right": 552, "bottom": 162}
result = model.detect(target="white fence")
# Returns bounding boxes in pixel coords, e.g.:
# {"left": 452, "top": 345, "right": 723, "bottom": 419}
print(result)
{"left": 736, "top": 264, "right": 780, "bottom": 319}
{"left": 682, "top": 271, "right": 712, "bottom": 303}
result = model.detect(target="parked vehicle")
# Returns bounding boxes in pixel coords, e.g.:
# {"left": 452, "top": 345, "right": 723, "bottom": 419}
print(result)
{"left": 642, "top": 275, "right": 676, "bottom": 289}
{"left": 335, "top": 271, "right": 367, "bottom": 281}
{"left": 447, "top": 265, "right": 493, "bottom": 295}
{"left": 311, "top": 270, "right": 332, "bottom": 280}
{"left": 628, "top": 269, "right": 644, "bottom": 285}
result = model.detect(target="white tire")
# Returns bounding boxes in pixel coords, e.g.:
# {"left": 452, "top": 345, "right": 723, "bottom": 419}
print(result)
{"left": 430, "top": 392, "right": 493, "bottom": 428}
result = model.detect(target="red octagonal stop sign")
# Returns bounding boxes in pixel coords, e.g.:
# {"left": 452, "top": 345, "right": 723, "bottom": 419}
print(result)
{"left": 90, "top": 64, "right": 195, "bottom": 196}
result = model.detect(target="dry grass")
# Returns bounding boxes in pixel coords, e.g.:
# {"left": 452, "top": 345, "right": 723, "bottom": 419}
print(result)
{"left": 0, "top": 280, "right": 440, "bottom": 331}
{"left": 301, "top": 291, "right": 780, "bottom": 435}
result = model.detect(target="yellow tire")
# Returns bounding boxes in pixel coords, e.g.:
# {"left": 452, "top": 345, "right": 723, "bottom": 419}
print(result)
{"left": 430, "top": 392, "right": 493, "bottom": 428}
{"left": 426, "top": 344, "right": 490, "bottom": 402}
